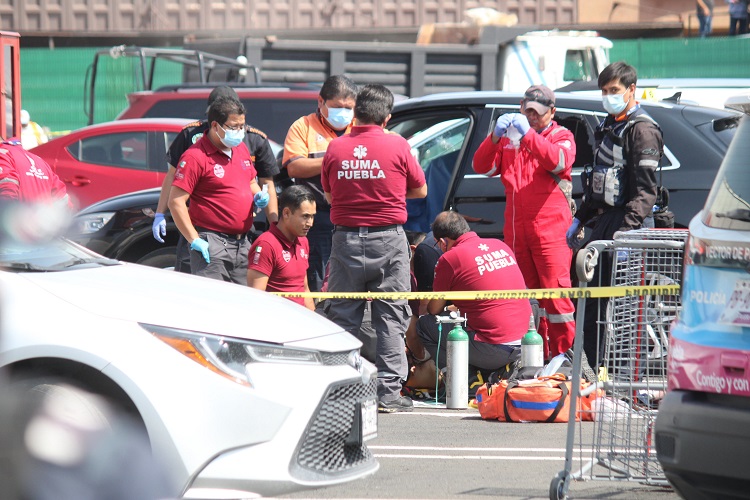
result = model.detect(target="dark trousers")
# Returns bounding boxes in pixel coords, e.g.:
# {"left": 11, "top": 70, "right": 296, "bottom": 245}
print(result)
{"left": 306, "top": 210, "right": 333, "bottom": 292}
{"left": 729, "top": 16, "right": 748, "bottom": 35}
{"left": 174, "top": 235, "right": 191, "bottom": 274}
{"left": 580, "top": 209, "right": 653, "bottom": 367}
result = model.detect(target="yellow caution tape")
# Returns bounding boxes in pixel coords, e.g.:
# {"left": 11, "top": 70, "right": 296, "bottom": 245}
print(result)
{"left": 271, "top": 285, "right": 680, "bottom": 301}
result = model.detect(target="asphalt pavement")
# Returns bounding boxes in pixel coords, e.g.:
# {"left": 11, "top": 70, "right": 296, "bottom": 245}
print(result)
{"left": 277, "top": 403, "right": 681, "bottom": 500}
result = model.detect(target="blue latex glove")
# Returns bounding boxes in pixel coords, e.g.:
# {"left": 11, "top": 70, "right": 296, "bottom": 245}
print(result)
{"left": 565, "top": 218, "right": 582, "bottom": 250}
{"left": 254, "top": 184, "right": 269, "bottom": 209}
{"left": 493, "top": 114, "right": 515, "bottom": 139}
{"left": 616, "top": 250, "right": 629, "bottom": 264}
{"left": 190, "top": 237, "right": 210, "bottom": 263}
{"left": 512, "top": 114, "right": 531, "bottom": 136}
{"left": 152, "top": 212, "right": 166, "bottom": 243}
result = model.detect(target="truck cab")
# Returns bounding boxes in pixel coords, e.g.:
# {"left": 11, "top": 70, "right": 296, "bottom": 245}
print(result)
{"left": 502, "top": 30, "right": 612, "bottom": 92}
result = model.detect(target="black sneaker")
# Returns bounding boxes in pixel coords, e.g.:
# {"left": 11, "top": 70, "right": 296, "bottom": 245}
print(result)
{"left": 378, "top": 395, "right": 414, "bottom": 413}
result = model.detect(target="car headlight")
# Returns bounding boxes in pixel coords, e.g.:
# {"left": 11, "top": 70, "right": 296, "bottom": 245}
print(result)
{"left": 142, "top": 324, "right": 323, "bottom": 387}
{"left": 72, "top": 212, "right": 115, "bottom": 235}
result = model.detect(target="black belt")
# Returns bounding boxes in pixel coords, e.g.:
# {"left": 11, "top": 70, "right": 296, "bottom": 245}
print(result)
{"left": 335, "top": 224, "right": 400, "bottom": 233}
{"left": 196, "top": 227, "right": 246, "bottom": 241}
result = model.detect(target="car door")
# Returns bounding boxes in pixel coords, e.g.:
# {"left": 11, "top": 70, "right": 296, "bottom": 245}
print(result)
{"left": 386, "top": 108, "right": 479, "bottom": 233}
{"left": 59, "top": 130, "right": 162, "bottom": 209}
{"left": 451, "top": 104, "right": 602, "bottom": 239}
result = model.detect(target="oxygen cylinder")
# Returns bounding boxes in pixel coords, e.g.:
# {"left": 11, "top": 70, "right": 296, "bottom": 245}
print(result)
{"left": 446, "top": 323, "right": 469, "bottom": 409}
{"left": 521, "top": 314, "right": 544, "bottom": 368}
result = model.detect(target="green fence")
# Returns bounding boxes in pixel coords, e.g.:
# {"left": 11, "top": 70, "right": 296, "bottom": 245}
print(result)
{"left": 20, "top": 46, "right": 182, "bottom": 136}
{"left": 610, "top": 36, "right": 750, "bottom": 78}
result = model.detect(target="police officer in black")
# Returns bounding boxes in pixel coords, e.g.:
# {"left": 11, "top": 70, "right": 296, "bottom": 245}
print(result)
{"left": 566, "top": 61, "right": 664, "bottom": 365}
{"left": 152, "top": 86, "right": 280, "bottom": 272}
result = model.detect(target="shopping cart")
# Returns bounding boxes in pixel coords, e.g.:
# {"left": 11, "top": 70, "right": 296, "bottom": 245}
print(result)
{"left": 550, "top": 228, "right": 688, "bottom": 500}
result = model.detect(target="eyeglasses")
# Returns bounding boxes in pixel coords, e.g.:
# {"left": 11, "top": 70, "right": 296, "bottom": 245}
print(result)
{"left": 222, "top": 123, "right": 245, "bottom": 132}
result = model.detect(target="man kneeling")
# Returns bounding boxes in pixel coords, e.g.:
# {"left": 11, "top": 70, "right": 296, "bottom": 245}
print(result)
{"left": 417, "top": 211, "right": 532, "bottom": 377}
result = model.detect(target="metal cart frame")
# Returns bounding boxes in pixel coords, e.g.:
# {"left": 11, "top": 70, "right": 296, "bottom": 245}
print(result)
{"left": 550, "top": 229, "right": 688, "bottom": 499}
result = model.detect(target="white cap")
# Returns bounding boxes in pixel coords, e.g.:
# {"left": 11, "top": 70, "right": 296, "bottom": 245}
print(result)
{"left": 20, "top": 109, "right": 30, "bottom": 125}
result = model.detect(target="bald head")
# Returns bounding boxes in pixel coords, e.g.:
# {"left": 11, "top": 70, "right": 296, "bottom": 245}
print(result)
{"left": 431, "top": 211, "right": 470, "bottom": 241}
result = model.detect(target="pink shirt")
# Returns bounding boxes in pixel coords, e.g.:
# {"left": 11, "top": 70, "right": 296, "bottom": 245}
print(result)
{"left": 433, "top": 232, "right": 531, "bottom": 344}
{"left": 321, "top": 125, "right": 425, "bottom": 226}
{"left": 173, "top": 135, "right": 257, "bottom": 234}
{"left": 248, "top": 222, "right": 310, "bottom": 307}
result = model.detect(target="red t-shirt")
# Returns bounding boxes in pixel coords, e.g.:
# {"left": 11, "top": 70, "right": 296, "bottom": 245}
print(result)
{"left": 248, "top": 222, "right": 310, "bottom": 307}
{"left": 321, "top": 125, "right": 425, "bottom": 226}
{"left": 432, "top": 232, "right": 531, "bottom": 344}
{"left": 173, "top": 135, "right": 257, "bottom": 234}
{"left": 0, "top": 142, "right": 69, "bottom": 204}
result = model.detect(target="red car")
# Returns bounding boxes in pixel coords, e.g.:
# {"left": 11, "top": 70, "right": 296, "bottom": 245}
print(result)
{"left": 115, "top": 87, "right": 320, "bottom": 145}
{"left": 31, "top": 118, "right": 193, "bottom": 209}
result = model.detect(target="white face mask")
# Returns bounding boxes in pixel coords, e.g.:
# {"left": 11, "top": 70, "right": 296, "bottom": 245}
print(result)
{"left": 323, "top": 104, "right": 354, "bottom": 130}
{"left": 602, "top": 93, "right": 629, "bottom": 115}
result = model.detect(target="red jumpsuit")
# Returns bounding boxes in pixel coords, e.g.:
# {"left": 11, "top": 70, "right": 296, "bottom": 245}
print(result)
{"left": 472, "top": 122, "right": 576, "bottom": 358}
{"left": 0, "top": 140, "right": 69, "bottom": 204}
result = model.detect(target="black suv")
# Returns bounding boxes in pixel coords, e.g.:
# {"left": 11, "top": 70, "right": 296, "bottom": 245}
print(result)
{"left": 69, "top": 92, "right": 741, "bottom": 267}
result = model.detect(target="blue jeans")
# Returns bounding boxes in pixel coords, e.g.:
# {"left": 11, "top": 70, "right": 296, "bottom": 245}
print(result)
{"left": 697, "top": 9, "right": 712, "bottom": 37}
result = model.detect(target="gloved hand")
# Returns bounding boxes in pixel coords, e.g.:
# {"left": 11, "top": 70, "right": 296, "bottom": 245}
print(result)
{"left": 511, "top": 114, "right": 531, "bottom": 136}
{"left": 493, "top": 114, "right": 515, "bottom": 139}
{"left": 565, "top": 218, "right": 582, "bottom": 250}
{"left": 254, "top": 184, "right": 269, "bottom": 209}
{"left": 152, "top": 212, "right": 166, "bottom": 243}
{"left": 190, "top": 237, "right": 210, "bottom": 263}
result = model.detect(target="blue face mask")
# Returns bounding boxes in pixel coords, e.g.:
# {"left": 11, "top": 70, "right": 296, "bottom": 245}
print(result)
{"left": 602, "top": 93, "right": 629, "bottom": 115}
{"left": 324, "top": 105, "right": 354, "bottom": 130}
{"left": 219, "top": 126, "right": 245, "bottom": 148}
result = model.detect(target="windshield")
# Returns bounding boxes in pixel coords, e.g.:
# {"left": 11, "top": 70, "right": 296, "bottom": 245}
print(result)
{"left": 703, "top": 118, "right": 750, "bottom": 230}
{"left": 0, "top": 238, "right": 119, "bottom": 272}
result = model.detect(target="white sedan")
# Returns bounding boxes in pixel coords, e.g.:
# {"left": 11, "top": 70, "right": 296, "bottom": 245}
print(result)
{"left": 0, "top": 237, "right": 378, "bottom": 498}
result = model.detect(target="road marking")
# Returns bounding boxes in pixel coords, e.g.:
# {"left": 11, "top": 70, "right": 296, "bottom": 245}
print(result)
{"left": 370, "top": 445, "right": 567, "bottom": 452}
{"left": 373, "top": 454, "right": 566, "bottom": 460}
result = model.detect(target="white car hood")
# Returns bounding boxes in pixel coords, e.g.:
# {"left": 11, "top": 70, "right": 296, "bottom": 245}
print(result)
{"left": 16, "top": 262, "right": 346, "bottom": 345}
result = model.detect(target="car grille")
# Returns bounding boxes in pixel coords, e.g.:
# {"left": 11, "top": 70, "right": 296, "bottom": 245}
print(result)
{"left": 320, "top": 351, "right": 350, "bottom": 366}
{"left": 292, "top": 377, "right": 377, "bottom": 479}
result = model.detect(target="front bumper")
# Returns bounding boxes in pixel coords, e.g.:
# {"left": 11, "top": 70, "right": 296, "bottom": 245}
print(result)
{"left": 185, "top": 375, "right": 379, "bottom": 497}
{"left": 655, "top": 390, "right": 750, "bottom": 499}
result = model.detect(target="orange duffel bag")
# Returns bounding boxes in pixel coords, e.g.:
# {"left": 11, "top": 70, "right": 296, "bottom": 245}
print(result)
{"left": 476, "top": 374, "right": 602, "bottom": 423}
{"left": 502, "top": 375, "right": 572, "bottom": 423}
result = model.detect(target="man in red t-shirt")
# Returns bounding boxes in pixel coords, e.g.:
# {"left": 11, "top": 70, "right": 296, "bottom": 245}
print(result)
{"left": 321, "top": 84, "right": 427, "bottom": 413}
{"left": 247, "top": 185, "right": 315, "bottom": 310}
{"left": 417, "top": 211, "right": 532, "bottom": 375}
{"left": 169, "top": 96, "right": 269, "bottom": 284}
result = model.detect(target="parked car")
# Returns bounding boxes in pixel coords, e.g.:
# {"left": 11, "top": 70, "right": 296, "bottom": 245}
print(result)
{"left": 30, "top": 118, "right": 194, "bottom": 209}
{"left": 115, "top": 85, "right": 320, "bottom": 144}
{"left": 70, "top": 91, "right": 742, "bottom": 268}
{"left": 0, "top": 234, "right": 378, "bottom": 497}
{"left": 654, "top": 116, "right": 750, "bottom": 499}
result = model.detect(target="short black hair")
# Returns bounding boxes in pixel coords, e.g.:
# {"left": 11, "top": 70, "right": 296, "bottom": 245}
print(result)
{"left": 354, "top": 84, "right": 393, "bottom": 125}
{"left": 319, "top": 74, "right": 358, "bottom": 102}
{"left": 598, "top": 61, "right": 637, "bottom": 89}
{"left": 279, "top": 185, "right": 316, "bottom": 213}
{"left": 207, "top": 86, "right": 238, "bottom": 106}
{"left": 431, "top": 211, "right": 470, "bottom": 240}
{"left": 405, "top": 230, "right": 426, "bottom": 247}
{"left": 207, "top": 96, "right": 245, "bottom": 126}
